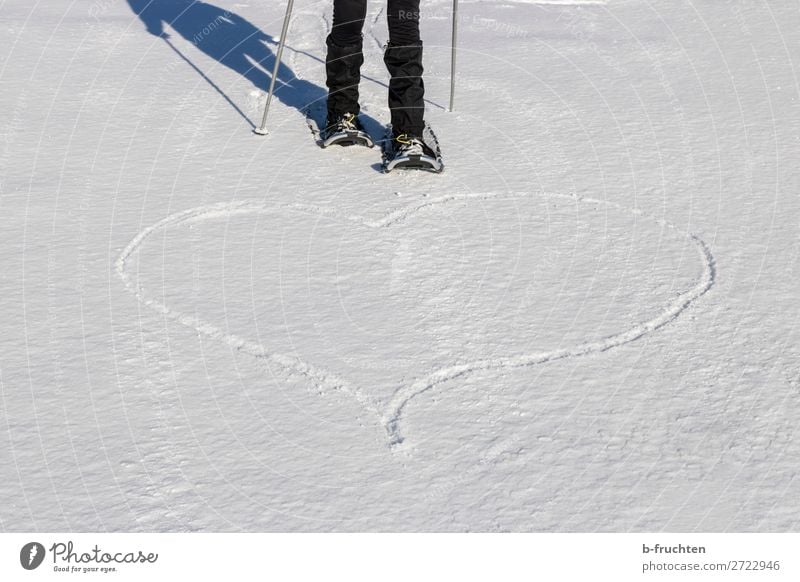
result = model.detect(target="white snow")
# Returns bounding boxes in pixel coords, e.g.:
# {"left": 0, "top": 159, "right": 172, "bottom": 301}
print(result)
{"left": 1, "top": 0, "right": 799, "bottom": 531}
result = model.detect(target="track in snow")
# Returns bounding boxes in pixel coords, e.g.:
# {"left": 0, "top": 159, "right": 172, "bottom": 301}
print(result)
{"left": 116, "top": 192, "right": 715, "bottom": 450}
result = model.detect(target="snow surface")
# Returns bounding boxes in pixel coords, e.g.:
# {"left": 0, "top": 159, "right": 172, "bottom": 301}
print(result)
{"left": 1, "top": 0, "right": 799, "bottom": 532}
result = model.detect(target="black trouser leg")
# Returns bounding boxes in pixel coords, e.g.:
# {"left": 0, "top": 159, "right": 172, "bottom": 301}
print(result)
{"left": 385, "top": 0, "right": 425, "bottom": 137}
{"left": 326, "top": 0, "right": 367, "bottom": 119}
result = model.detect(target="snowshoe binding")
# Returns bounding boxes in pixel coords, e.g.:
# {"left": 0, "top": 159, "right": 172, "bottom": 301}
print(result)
{"left": 382, "top": 124, "right": 444, "bottom": 173}
{"left": 319, "top": 112, "right": 374, "bottom": 148}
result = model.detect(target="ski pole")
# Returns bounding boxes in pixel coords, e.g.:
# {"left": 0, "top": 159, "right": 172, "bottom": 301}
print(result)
{"left": 254, "top": 0, "right": 295, "bottom": 135}
{"left": 449, "top": 0, "right": 458, "bottom": 112}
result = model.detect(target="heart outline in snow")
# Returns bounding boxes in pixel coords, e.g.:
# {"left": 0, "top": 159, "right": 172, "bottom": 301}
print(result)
{"left": 116, "top": 192, "right": 715, "bottom": 450}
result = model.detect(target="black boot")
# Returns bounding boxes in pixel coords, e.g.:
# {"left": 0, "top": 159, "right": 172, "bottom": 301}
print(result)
{"left": 383, "top": 42, "right": 425, "bottom": 138}
{"left": 320, "top": 112, "right": 374, "bottom": 148}
{"left": 383, "top": 131, "right": 443, "bottom": 173}
{"left": 325, "top": 34, "right": 364, "bottom": 122}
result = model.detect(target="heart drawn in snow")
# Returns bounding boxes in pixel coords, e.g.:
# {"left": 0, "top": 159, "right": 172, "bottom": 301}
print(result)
{"left": 116, "top": 192, "right": 715, "bottom": 450}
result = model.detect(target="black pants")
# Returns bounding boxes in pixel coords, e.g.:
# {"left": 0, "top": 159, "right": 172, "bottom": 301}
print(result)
{"left": 326, "top": 0, "right": 425, "bottom": 137}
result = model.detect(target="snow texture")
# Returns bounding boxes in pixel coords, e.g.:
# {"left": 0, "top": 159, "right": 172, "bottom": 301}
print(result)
{"left": 1, "top": 0, "right": 799, "bottom": 532}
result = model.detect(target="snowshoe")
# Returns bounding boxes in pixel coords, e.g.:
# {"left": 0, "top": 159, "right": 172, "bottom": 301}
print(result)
{"left": 319, "top": 112, "right": 374, "bottom": 148}
{"left": 382, "top": 124, "right": 443, "bottom": 173}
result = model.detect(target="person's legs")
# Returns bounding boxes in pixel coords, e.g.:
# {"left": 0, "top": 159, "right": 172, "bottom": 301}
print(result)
{"left": 385, "top": 0, "right": 424, "bottom": 137}
{"left": 386, "top": 0, "right": 421, "bottom": 46}
{"left": 326, "top": 0, "right": 367, "bottom": 120}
